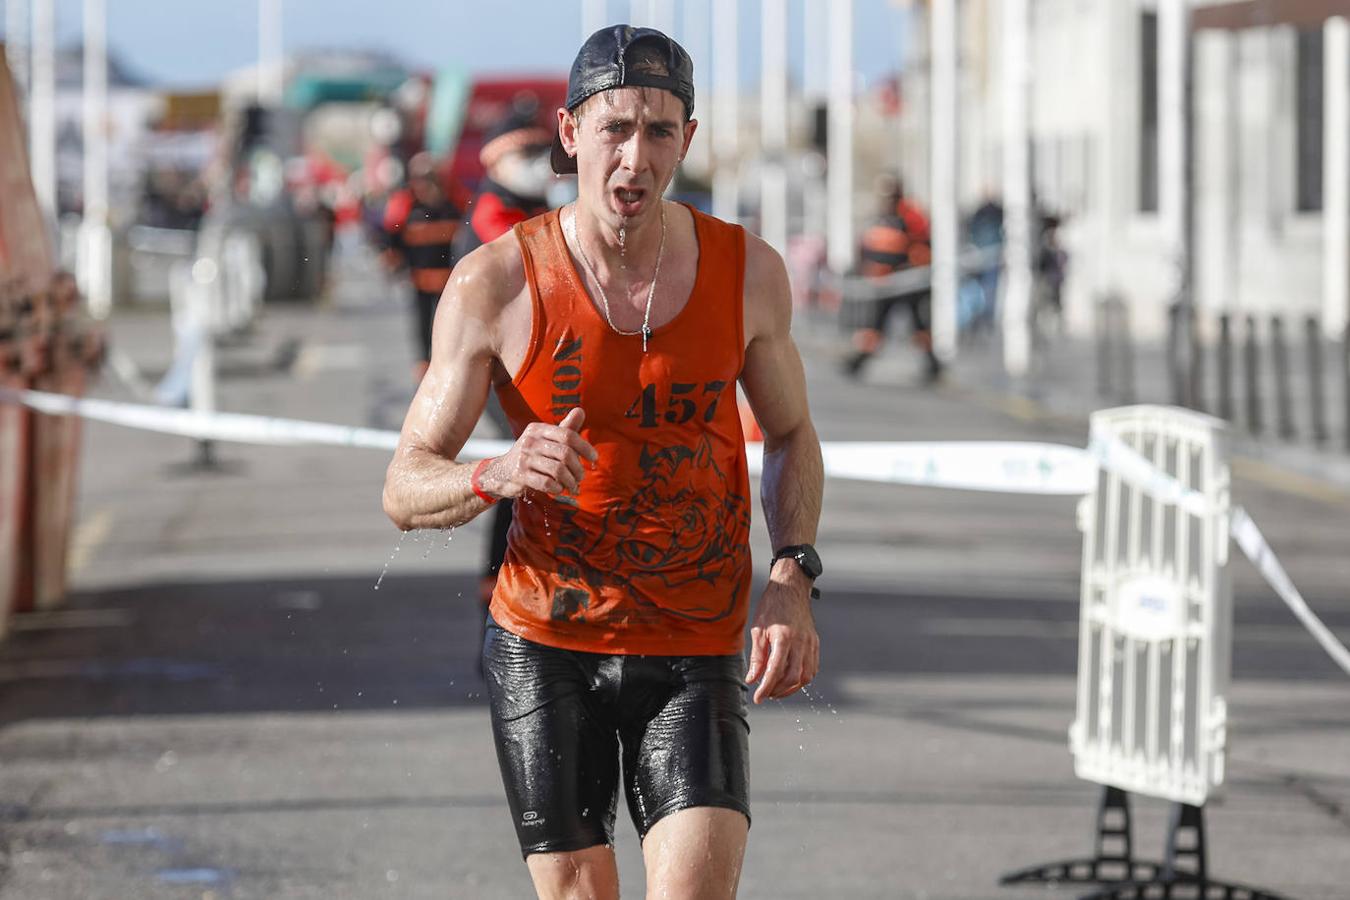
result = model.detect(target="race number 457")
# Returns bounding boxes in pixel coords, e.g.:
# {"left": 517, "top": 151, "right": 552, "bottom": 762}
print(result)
{"left": 625, "top": 380, "right": 728, "bottom": 428}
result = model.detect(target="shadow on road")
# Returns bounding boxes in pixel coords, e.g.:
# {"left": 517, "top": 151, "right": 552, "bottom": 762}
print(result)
{"left": 2, "top": 569, "right": 1344, "bottom": 732}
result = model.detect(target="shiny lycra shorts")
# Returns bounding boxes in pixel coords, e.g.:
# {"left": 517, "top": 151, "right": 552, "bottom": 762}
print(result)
{"left": 482, "top": 616, "right": 751, "bottom": 857}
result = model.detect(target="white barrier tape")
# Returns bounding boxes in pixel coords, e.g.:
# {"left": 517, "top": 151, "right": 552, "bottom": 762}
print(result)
{"left": 1087, "top": 434, "right": 1210, "bottom": 517}
{"left": 5, "top": 387, "right": 1348, "bottom": 677}
{"left": 0, "top": 387, "right": 512, "bottom": 460}
{"left": 802, "top": 441, "right": 1092, "bottom": 495}
{"left": 1230, "top": 506, "right": 1350, "bottom": 678}
{"left": 5, "top": 388, "right": 1097, "bottom": 493}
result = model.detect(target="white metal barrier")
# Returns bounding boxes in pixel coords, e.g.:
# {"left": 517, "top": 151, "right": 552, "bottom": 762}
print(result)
{"left": 1071, "top": 405, "right": 1232, "bottom": 807}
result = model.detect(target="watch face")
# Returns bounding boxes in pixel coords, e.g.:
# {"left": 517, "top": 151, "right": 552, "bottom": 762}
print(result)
{"left": 794, "top": 546, "right": 823, "bottom": 579}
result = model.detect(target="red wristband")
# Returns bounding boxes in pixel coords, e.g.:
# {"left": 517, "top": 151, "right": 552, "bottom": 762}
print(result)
{"left": 471, "top": 458, "right": 497, "bottom": 504}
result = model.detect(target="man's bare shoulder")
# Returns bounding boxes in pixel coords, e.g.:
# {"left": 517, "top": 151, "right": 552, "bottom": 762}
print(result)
{"left": 444, "top": 229, "right": 527, "bottom": 319}
{"left": 741, "top": 230, "right": 792, "bottom": 338}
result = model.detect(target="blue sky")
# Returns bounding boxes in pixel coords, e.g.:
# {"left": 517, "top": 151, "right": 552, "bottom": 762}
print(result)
{"left": 4, "top": 0, "right": 910, "bottom": 91}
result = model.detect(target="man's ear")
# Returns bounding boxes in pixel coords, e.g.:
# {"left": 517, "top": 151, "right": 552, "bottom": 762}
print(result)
{"left": 557, "top": 107, "right": 580, "bottom": 159}
{"left": 680, "top": 118, "right": 699, "bottom": 161}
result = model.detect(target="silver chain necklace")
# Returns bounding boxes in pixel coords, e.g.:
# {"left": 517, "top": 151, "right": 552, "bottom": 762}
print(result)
{"left": 566, "top": 202, "right": 666, "bottom": 352}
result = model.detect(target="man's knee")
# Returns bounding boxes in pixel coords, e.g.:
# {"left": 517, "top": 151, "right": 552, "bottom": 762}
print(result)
{"left": 643, "top": 807, "right": 748, "bottom": 900}
{"left": 524, "top": 845, "right": 620, "bottom": 900}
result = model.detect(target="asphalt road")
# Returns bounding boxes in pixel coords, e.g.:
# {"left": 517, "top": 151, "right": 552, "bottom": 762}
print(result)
{"left": 1, "top": 248, "right": 1347, "bottom": 899}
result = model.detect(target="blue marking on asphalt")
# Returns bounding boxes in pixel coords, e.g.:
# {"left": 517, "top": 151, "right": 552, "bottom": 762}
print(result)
{"left": 99, "top": 827, "right": 170, "bottom": 846}
{"left": 156, "top": 867, "right": 231, "bottom": 885}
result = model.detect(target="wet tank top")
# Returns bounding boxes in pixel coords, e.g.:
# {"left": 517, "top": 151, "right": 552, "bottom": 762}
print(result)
{"left": 489, "top": 205, "right": 752, "bottom": 656}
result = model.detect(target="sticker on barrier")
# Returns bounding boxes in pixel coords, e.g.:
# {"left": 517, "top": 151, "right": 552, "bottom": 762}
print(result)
{"left": 1071, "top": 405, "right": 1232, "bottom": 807}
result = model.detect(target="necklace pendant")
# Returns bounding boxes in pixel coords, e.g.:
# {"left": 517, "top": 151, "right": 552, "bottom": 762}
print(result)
{"left": 641, "top": 325, "right": 651, "bottom": 352}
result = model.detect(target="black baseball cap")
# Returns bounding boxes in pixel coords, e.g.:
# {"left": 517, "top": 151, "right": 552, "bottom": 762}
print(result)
{"left": 550, "top": 25, "right": 695, "bottom": 175}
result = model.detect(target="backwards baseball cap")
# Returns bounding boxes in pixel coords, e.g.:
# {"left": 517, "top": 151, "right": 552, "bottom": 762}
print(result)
{"left": 550, "top": 25, "right": 695, "bottom": 175}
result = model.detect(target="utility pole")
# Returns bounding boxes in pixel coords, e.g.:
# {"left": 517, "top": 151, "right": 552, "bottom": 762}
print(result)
{"left": 761, "top": 0, "right": 789, "bottom": 255}
{"left": 929, "top": 0, "right": 959, "bottom": 361}
{"left": 712, "top": 0, "right": 739, "bottom": 223}
{"left": 1324, "top": 16, "right": 1349, "bottom": 338}
{"left": 582, "top": 0, "right": 606, "bottom": 39}
{"left": 1159, "top": 0, "right": 1198, "bottom": 406}
{"left": 1001, "top": 0, "right": 1033, "bottom": 377}
{"left": 28, "top": 0, "right": 54, "bottom": 229}
{"left": 80, "top": 0, "right": 112, "bottom": 317}
{"left": 258, "top": 0, "right": 283, "bottom": 106}
{"left": 826, "top": 0, "right": 855, "bottom": 273}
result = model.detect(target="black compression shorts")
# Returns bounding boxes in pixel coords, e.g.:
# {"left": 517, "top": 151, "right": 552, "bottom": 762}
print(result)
{"left": 482, "top": 616, "right": 751, "bottom": 857}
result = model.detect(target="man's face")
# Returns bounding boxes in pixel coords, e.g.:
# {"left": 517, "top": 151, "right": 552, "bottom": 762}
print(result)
{"left": 558, "top": 87, "right": 697, "bottom": 228}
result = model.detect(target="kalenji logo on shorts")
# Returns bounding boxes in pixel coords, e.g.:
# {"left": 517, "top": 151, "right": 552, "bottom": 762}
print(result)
{"left": 521, "top": 811, "right": 545, "bottom": 827}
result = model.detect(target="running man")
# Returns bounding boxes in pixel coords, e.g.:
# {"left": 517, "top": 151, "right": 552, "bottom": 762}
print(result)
{"left": 383, "top": 25, "right": 823, "bottom": 899}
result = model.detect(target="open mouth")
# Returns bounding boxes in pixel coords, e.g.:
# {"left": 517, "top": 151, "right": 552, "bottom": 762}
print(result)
{"left": 612, "top": 186, "right": 647, "bottom": 216}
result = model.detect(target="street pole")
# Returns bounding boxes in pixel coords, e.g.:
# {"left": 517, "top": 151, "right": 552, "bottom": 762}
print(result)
{"left": 802, "top": 0, "right": 828, "bottom": 241}
{"left": 929, "top": 0, "right": 959, "bottom": 361}
{"left": 1159, "top": 0, "right": 1197, "bottom": 406}
{"left": 1323, "top": 16, "right": 1349, "bottom": 339}
{"left": 679, "top": 0, "right": 710, "bottom": 175}
{"left": 4, "top": 0, "right": 28, "bottom": 121}
{"left": 712, "top": 0, "right": 738, "bottom": 224}
{"left": 258, "top": 0, "right": 283, "bottom": 106}
{"left": 826, "top": 0, "right": 855, "bottom": 274}
{"left": 582, "top": 0, "right": 606, "bottom": 39}
{"left": 28, "top": 0, "right": 54, "bottom": 231}
{"left": 80, "top": 0, "right": 111, "bottom": 318}
{"left": 761, "top": 0, "right": 789, "bottom": 255}
{"left": 1001, "top": 0, "right": 1032, "bottom": 378}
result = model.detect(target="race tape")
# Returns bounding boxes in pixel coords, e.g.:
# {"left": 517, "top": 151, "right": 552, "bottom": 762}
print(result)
{"left": 4, "top": 388, "right": 1094, "bottom": 492}
{"left": 4, "top": 387, "right": 1347, "bottom": 677}
{"left": 0, "top": 387, "right": 511, "bottom": 460}
{"left": 1231, "top": 506, "right": 1350, "bottom": 677}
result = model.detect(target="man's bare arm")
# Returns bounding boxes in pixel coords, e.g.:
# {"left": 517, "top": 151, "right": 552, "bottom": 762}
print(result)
{"left": 381, "top": 241, "right": 597, "bottom": 532}
{"left": 739, "top": 235, "right": 824, "bottom": 702}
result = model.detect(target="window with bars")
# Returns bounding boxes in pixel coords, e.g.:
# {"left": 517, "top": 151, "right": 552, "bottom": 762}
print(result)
{"left": 1139, "top": 10, "right": 1159, "bottom": 214}
{"left": 1296, "top": 27, "right": 1324, "bottom": 213}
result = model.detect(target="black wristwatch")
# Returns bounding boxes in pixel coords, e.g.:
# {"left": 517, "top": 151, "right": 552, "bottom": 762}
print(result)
{"left": 772, "top": 543, "right": 823, "bottom": 581}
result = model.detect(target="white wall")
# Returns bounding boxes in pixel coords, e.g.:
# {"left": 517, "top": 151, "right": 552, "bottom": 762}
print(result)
{"left": 897, "top": 0, "right": 1330, "bottom": 341}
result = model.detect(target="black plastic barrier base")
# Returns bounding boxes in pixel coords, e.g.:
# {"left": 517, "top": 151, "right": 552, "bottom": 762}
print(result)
{"left": 1000, "top": 786, "right": 1291, "bottom": 900}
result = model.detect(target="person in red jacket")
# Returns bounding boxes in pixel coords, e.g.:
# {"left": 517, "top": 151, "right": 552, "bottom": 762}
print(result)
{"left": 843, "top": 175, "right": 942, "bottom": 383}
{"left": 382, "top": 152, "right": 466, "bottom": 383}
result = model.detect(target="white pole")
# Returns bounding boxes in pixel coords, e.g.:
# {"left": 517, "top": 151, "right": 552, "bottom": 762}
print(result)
{"left": 1158, "top": 0, "right": 1187, "bottom": 290}
{"left": 1000, "top": 0, "right": 1032, "bottom": 377}
{"left": 1323, "top": 17, "right": 1349, "bottom": 338}
{"left": 258, "top": 0, "right": 283, "bottom": 106}
{"left": 28, "top": 0, "right": 54, "bottom": 229}
{"left": 928, "top": 0, "right": 958, "bottom": 361}
{"left": 582, "top": 0, "right": 606, "bottom": 38}
{"left": 632, "top": 0, "right": 671, "bottom": 32}
{"left": 712, "top": 0, "right": 738, "bottom": 223}
{"left": 826, "top": 0, "right": 854, "bottom": 273}
{"left": 761, "top": 0, "right": 789, "bottom": 255}
{"left": 80, "top": 0, "right": 111, "bottom": 317}
{"left": 679, "top": 0, "right": 710, "bottom": 175}
{"left": 802, "top": 0, "right": 828, "bottom": 240}
{"left": 4, "top": 0, "right": 28, "bottom": 117}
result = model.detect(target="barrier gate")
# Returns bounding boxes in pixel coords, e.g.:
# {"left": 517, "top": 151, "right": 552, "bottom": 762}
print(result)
{"left": 1073, "top": 405, "right": 1231, "bottom": 807}
{"left": 1003, "top": 406, "right": 1286, "bottom": 900}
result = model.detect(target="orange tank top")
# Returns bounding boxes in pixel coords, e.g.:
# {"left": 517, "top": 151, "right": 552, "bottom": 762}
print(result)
{"left": 489, "top": 205, "right": 752, "bottom": 656}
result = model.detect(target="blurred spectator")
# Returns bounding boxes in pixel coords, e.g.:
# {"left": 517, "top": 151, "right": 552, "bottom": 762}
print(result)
{"left": 382, "top": 151, "right": 466, "bottom": 383}
{"left": 1035, "top": 211, "right": 1068, "bottom": 337}
{"left": 843, "top": 175, "right": 941, "bottom": 383}
{"left": 961, "top": 194, "right": 1004, "bottom": 336}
